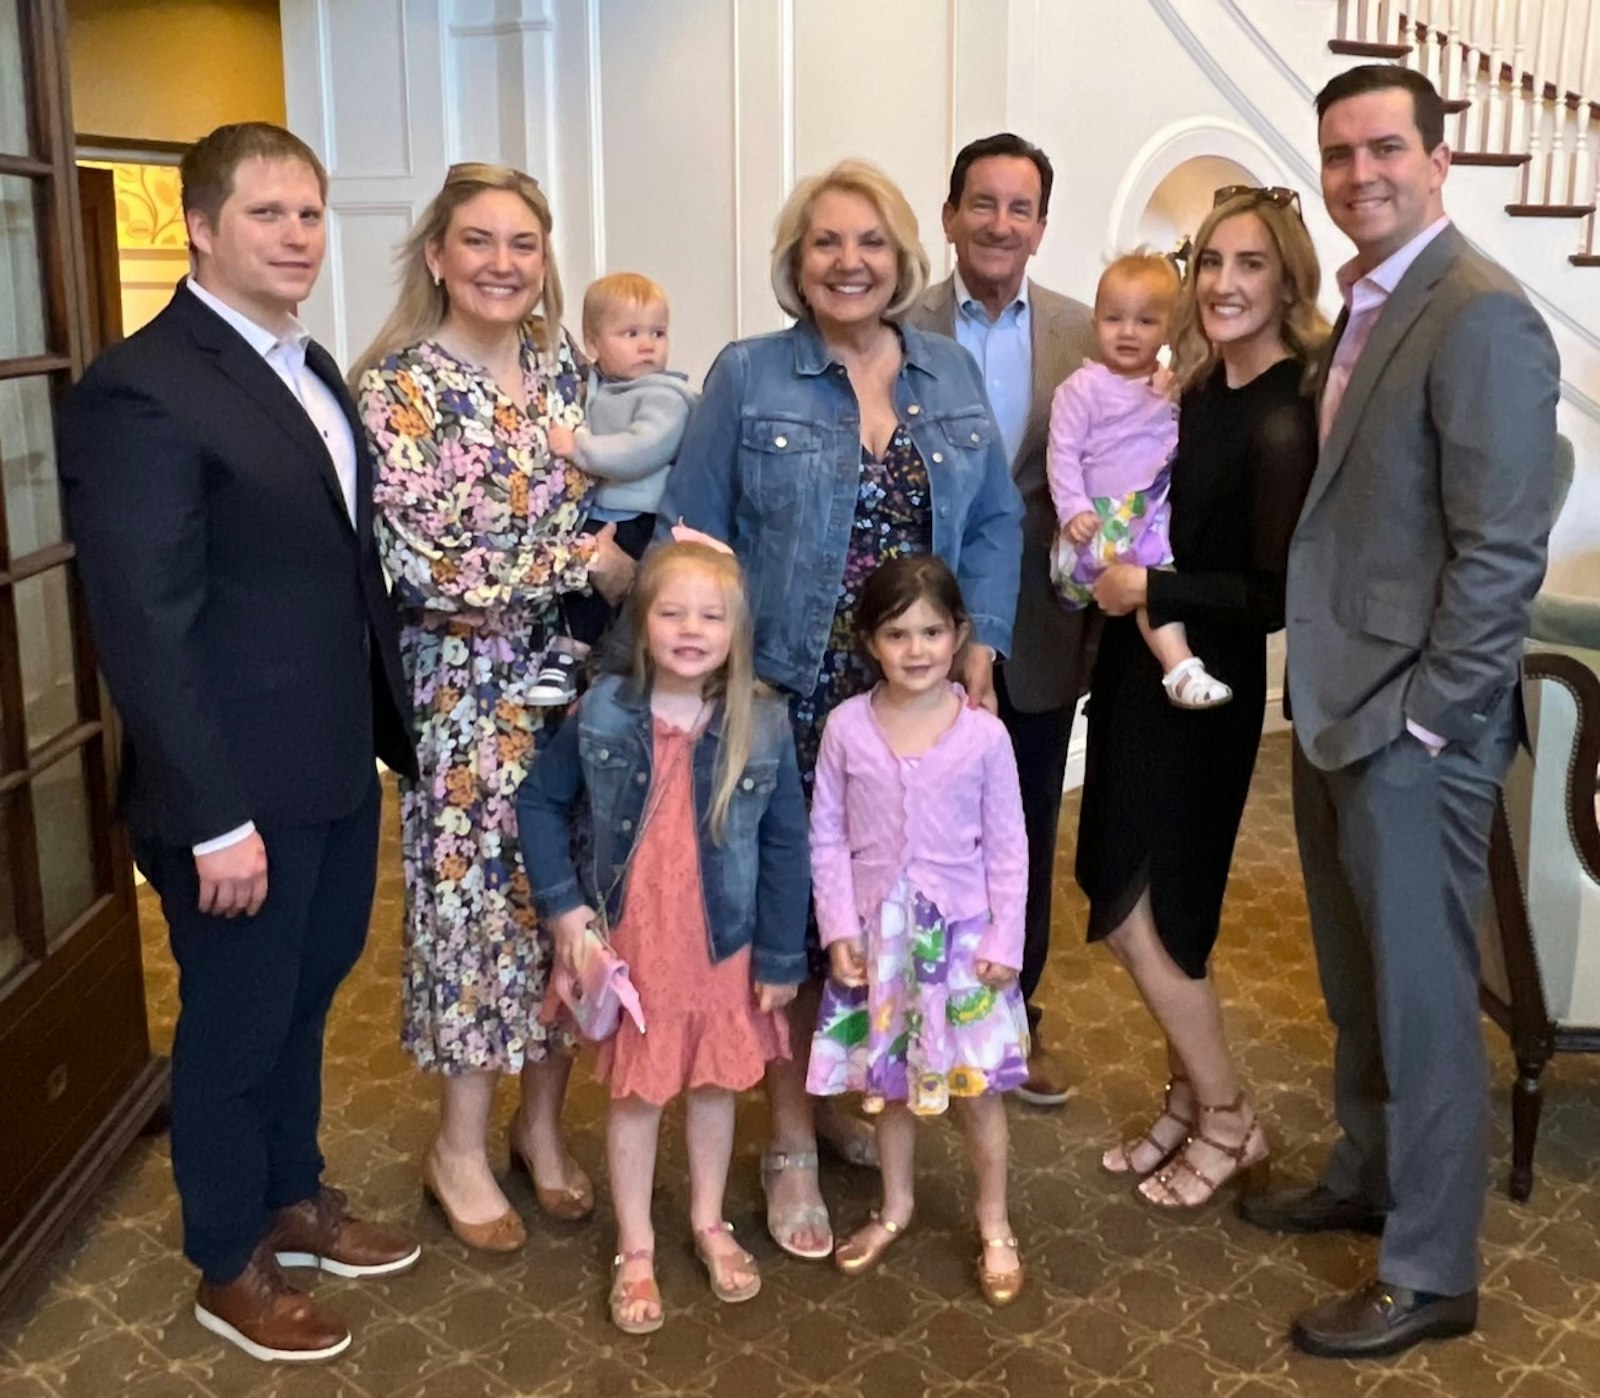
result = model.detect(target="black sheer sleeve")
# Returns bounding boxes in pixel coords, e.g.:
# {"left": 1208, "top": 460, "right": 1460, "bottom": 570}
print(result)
{"left": 1146, "top": 394, "right": 1318, "bottom": 634}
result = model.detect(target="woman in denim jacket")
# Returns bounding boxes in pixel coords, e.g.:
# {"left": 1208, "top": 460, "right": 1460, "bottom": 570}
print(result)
{"left": 657, "top": 159, "right": 1023, "bottom": 1262}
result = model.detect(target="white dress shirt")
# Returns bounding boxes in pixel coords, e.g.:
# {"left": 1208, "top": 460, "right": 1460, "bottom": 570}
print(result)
{"left": 184, "top": 277, "right": 360, "bottom": 855}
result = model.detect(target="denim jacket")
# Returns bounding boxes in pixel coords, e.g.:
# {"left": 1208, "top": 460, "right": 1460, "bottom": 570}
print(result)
{"left": 515, "top": 674, "right": 810, "bottom": 985}
{"left": 657, "top": 318, "right": 1023, "bottom": 695}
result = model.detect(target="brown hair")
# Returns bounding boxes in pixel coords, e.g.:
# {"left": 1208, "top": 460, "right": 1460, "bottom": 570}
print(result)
{"left": 349, "top": 163, "right": 563, "bottom": 387}
{"left": 180, "top": 122, "right": 328, "bottom": 227}
{"left": 582, "top": 272, "right": 668, "bottom": 342}
{"left": 770, "top": 159, "right": 931, "bottom": 322}
{"left": 854, "top": 555, "right": 971, "bottom": 671}
{"left": 629, "top": 543, "right": 767, "bottom": 842}
{"left": 1169, "top": 195, "right": 1330, "bottom": 393}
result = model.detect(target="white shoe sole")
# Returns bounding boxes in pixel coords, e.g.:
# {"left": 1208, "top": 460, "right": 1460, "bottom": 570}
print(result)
{"left": 1014, "top": 1086, "right": 1072, "bottom": 1107}
{"left": 274, "top": 1244, "right": 422, "bottom": 1278}
{"left": 193, "top": 1303, "right": 352, "bottom": 1363}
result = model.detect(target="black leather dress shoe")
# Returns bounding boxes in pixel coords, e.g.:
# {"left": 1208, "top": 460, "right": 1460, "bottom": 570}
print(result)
{"left": 1291, "top": 1280, "right": 1477, "bottom": 1359}
{"left": 1236, "top": 1183, "right": 1385, "bottom": 1235}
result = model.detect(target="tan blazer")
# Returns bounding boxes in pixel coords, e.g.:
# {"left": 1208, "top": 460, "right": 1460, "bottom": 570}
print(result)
{"left": 907, "top": 276, "right": 1097, "bottom": 712}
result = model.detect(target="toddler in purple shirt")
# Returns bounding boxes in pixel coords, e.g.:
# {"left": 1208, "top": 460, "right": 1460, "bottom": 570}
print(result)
{"left": 1047, "top": 253, "right": 1231, "bottom": 709}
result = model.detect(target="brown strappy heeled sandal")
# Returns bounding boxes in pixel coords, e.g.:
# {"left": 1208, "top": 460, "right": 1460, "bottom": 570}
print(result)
{"left": 1101, "top": 1075, "right": 1195, "bottom": 1178}
{"left": 1137, "top": 1092, "right": 1270, "bottom": 1213}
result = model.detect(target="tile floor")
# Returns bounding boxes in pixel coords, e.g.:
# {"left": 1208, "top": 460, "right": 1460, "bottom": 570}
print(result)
{"left": 4, "top": 732, "right": 1599, "bottom": 1397}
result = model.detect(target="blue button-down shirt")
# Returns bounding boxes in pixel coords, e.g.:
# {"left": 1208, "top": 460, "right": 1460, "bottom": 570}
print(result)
{"left": 953, "top": 269, "right": 1032, "bottom": 466}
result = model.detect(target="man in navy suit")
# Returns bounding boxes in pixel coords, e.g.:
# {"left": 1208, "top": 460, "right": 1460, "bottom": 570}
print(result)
{"left": 60, "top": 123, "right": 419, "bottom": 1364}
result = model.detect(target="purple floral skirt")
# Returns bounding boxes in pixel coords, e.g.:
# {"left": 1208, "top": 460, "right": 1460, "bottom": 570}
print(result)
{"left": 807, "top": 877, "right": 1030, "bottom": 1116}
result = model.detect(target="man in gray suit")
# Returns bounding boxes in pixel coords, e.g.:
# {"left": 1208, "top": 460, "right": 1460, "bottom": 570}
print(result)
{"left": 1238, "top": 66, "right": 1559, "bottom": 1358}
{"left": 907, "top": 134, "right": 1096, "bottom": 1106}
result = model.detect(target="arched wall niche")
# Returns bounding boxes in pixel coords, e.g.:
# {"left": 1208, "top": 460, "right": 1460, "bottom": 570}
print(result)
{"left": 1106, "top": 118, "right": 1290, "bottom": 267}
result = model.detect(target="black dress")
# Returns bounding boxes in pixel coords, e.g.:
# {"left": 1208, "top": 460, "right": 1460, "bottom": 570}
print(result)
{"left": 1076, "top": 357, "right": 1317, "bottom": 978}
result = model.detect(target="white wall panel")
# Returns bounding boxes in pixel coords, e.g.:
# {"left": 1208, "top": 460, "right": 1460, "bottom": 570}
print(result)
{"left": 323, "top": 0, "right": 414, "bottom": 177}
{"left": 328, "top": 204, "right": 417, "bottom": 370}
{"left": 592, "top": 0, "right": 738, "bottom": 379}
{"left": 793, "top": 0, "right": 952, "bottom": 267}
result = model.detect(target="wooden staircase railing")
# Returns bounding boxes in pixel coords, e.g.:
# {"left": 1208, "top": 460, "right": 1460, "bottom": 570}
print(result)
{"left": 1333, "top": 0, "right": 1599, "bottom": 262}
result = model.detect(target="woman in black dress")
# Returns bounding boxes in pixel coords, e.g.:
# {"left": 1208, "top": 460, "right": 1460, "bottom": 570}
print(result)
{"left": 1077, "top": 189, "right": 1328, "bottom": 1209}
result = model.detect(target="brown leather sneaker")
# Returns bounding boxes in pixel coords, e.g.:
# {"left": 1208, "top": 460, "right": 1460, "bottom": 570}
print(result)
{"left": 270, "top": 1186, "right": 422, "bottom": 1279}
{"left": 1014, "top": 1041, "right": 1072, "bottom": 1108}
{"left": 194, "top": 1241, "right": 351, "bottom": 1363}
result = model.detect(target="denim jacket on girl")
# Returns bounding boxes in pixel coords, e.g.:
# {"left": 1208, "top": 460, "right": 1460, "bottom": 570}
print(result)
{"left": 657, "top": 318, "right": 1024, "bottom": 696}
{"left": 515, "top": 674, "right": 810, "bottom": 985}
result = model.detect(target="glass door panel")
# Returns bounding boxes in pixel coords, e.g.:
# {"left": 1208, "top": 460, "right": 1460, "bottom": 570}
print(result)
{"left": 0, "top": 375, "right": 64, "bottom": 558}
{"left": 0, "top": 0, "right": 29, "bottom": 157}
{"left": 0, "top": 175, "right": 47, "bottom": 358}
{"left": 16, "top": 567, "right": 79, "bottom": 754}
{"left": 33, "top": 749, "right": 97, "bottom": 938}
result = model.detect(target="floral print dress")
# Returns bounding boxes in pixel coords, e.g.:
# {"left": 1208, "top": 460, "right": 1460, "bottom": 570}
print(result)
{"left": 788, "top": 426, "right": 933, "bottom": 977}
{"left": 360, "top": 335, "right": 595, "bottom": 1072}
{"left": 788, "top": 426, "right": 933, "bottom": 790}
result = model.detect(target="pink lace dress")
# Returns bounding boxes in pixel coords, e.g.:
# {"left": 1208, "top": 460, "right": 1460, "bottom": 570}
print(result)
{"left": 596, "top": 718, "right": 790, "bottom": 1104}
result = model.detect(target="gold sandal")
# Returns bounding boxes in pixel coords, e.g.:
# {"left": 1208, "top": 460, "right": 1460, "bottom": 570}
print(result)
{"left": 977, "top": 1232, "right": 1025, "bottom": 1308}
{"left": 761, "top": 1148, "right": 834, "bottom": 1260}
{"left": 609, "top": 1248, "right": 663, "bottom": 1335}
{"left": 834, "top": 1210, "right": 911, "bottom": 1277}
{"left": 693, "top": 1221, "right": 761, "bottom": 1303}
{"left": 1138, "top": 1093, "right": 1270, "bottom": 1213}
{"left": 1101, "top": 1075, "right": 1194, "bottom": 1178}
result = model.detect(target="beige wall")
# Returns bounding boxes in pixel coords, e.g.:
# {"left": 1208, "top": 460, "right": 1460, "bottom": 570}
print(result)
{"left": 66, "top": 0, "right": 285, "bottom": 144}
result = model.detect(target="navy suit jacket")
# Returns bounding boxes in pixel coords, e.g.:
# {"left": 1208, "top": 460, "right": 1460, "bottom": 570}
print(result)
{"left": 59, "top": 282, "right": 416, "bottom": 847}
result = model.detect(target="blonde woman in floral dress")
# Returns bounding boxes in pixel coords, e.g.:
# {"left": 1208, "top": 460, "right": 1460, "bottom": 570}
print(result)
{"left": 355, "top": 164, "right": 634, "bottom": 1251}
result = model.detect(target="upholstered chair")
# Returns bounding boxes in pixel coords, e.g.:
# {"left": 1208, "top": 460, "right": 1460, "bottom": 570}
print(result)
{"left": 1479, "top": 434, "right": 1600, "bottom": 1201}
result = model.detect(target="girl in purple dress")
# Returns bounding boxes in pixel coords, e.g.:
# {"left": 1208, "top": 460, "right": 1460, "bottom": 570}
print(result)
{"left": 1048, "top": 252, "right": 1231, "bottom": 709}
{"left": 806, "top": 556, "right": 1029, "bottom": 1308}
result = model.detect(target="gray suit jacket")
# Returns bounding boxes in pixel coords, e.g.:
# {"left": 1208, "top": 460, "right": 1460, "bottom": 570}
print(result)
{"left": 1285, "top": 224, "right": 1559, "bottom": 771}
{"left": 907, "top": 276, "right": 1096, "bottom": 712}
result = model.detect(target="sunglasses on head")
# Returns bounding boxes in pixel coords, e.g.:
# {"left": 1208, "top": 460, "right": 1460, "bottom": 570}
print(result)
{"left": 1213, "top": 184, "right": 1303, "bottom": 218}
{"left": 446, "top": 161, "right": 541, "bottom": 192}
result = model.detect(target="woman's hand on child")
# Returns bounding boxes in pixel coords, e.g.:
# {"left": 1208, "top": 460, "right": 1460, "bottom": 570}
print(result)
{"left": 547, "top": 906, "right": 597, "bottom": 976}
{"left": 547, "top": 422, "right": 577, "bottom": 459}
{"left": 974, "top": 959, "right": 1018, "bottom": 988}
{"left": 755, "top": 982, "right": 797, "bottom": 1013}
{"left": 1065, "top": 511, "right": 1099, "bottom": 546}
{"left": 589, "top": 523, "right": 636, "bottom": 604}
{"left": 956, "top": 643, "right": 998, "bottom": 715}
{"left": 1092, "top": 563, "right": 1148, "bottom": 617}
{"left": 828, "top": 938, "right": 868, "bottom": 987}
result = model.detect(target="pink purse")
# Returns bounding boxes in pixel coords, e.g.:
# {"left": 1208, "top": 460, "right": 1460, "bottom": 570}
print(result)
{"left": 539, "top": 928, "right": 646, "bottom": 1041}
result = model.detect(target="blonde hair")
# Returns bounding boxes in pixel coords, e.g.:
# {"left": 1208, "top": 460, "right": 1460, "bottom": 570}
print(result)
{"left": 1170, "top": 196, "right": 1330, "bottom": 392}
{"left": 1096, "top": 250, "right": 1181, "bottom": 313}
{"left": 582, "top": 272, "right": 668, "bottom": 342}
{"left": 630, "top": 543, "right": 766, "bottom": 843}
{"left": 770, "top": 159, "right": 931, "bottom": 322}
{"left": 350, "top": 163, "right": 564, "bottom": 387}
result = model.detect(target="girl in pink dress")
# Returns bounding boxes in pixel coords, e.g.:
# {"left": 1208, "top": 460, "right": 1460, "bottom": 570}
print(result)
{"left": 806, "top": 555, "right": 1029, "bottom": 1307}
{"left": 516, "top": 543, "right": 809, "bottom": 1334}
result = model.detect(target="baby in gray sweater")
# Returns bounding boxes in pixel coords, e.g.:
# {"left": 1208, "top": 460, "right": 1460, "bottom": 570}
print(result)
{"left": 537, "top": 273, "right": 699, "bottom": 703}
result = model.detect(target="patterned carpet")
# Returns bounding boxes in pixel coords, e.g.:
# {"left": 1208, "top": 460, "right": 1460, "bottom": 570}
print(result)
{"left": 4, "top": 730, "right": 1600, "bottom": 1397}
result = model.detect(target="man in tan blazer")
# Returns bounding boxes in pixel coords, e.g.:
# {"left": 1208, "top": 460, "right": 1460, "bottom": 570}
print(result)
{"left": 907, "top": 133, "right": 1096, "bottom": 1105}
